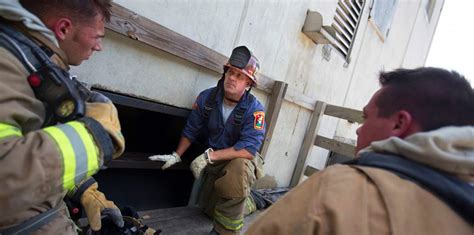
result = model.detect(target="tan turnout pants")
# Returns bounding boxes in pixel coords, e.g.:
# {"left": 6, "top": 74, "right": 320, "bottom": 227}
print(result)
{"left": 198, "top": 155, "right": 263, "bottom": 235}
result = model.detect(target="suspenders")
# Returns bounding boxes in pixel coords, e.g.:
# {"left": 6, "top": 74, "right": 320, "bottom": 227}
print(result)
{"left": 202, "top": 79, "right": 255, "bottom": 139}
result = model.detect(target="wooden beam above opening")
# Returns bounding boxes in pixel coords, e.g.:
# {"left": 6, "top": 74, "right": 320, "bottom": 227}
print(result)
{"left": 106, "top": 3, "right": 275, "bottom": 93}
{"left": 105, "top": 3, "right": 321, "bottom": 111}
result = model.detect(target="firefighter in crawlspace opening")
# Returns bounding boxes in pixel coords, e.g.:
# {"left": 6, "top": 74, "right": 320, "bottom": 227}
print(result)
{"left": 149, "top": 46, "right": 266, "bottom": 235}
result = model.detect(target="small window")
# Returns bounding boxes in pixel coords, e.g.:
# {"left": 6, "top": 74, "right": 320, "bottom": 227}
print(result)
{"left": 425, "top": 0, "right": 436, "bottom": 22}
{"left": 369, "top": 0, "right": 398, "bottom": 39}
{"left": 330, "top": 0, "right": 366, "bottom": 61}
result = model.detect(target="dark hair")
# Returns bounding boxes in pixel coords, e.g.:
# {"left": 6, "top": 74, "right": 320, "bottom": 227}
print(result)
{"left": 375, "top": 67, "right": 474, "bottom": 131}
{"left": 20, "top": 0, "right": 112, "bottom": 23}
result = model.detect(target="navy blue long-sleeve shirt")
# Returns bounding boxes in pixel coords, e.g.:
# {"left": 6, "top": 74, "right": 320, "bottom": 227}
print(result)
{"left": 182, "top": 87, "right": 265, "bottom": 155}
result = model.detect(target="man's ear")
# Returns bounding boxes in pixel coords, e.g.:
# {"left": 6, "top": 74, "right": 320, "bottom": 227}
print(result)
{"left": 246, "top": 78, "right": 253, "bottom": 89}
{"left": 52, "top": 18, "right": 73, "bottom": 41}
{"left": 392, "top": 110, "right": 418, "bottom": 138}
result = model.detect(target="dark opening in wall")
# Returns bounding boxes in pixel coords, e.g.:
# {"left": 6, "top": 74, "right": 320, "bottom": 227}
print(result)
{"left": 91, "top": 89, "right": 206, "bottom": 211}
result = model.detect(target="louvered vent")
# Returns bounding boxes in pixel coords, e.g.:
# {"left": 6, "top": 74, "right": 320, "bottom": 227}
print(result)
{"left": 330, "top": 0, "right": 365, "bottom": 60}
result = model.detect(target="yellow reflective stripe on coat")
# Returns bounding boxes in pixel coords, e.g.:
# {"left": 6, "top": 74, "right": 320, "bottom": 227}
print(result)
{"left": 214, "top": 210, "right": 244, "bottom": 231}
{"left": 43, "top": 121, "right": 99, "bottom": 191}
{"left": 0, "top": 123, "right": 22, "bottom": 139}
{"left": 68, "top": 122, "right": 99, "bottom": 178}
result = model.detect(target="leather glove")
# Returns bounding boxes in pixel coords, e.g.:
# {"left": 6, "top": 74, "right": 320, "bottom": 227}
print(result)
{"left": 148, "top": 152, "right": 181, "bottom": 169}
{"left": 81, "top": 182, "right": 124, "bottom": 231}
{"left": 87, "top": 91, "right": 111, "bottom": 103}
{"left": 85, "top": 101, "right": 125, "bottom": 159}
{"left": 190, "top": 148, "right": 213, "bottom": 179}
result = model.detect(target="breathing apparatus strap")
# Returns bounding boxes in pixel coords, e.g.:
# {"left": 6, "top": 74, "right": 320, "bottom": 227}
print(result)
{"left": 202, "top": 76, "right": 255, "bottom": 141}
{"left": 0, "top": 21, "right": 88, "bottom": 126}
{"left": 0, "top": 202, "right": 63, "bottom": 235}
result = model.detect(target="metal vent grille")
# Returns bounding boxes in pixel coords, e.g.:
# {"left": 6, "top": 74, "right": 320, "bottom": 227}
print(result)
{"left": 330, "top": 0, "right": 365, "bottom": 61}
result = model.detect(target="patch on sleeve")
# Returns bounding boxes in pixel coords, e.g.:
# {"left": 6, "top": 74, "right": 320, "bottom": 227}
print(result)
{"left": 253, "top": 111, "right": 265, "bottom": 130}
{"left": 192, "top": 96, "right": 199, "bottom": 110}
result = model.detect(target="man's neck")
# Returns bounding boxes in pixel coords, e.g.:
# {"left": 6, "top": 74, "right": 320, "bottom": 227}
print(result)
{"left": 223, "top": 96, "right": 240, "bottom": 106}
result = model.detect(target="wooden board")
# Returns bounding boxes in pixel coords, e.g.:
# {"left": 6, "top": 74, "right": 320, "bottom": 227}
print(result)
{"left": 96, "top": 89, "right": 191, "bottom": 118}
{"left": 303, "top": 165, "right": 319, "bottom": 176}
{"left": 314, "top": 135, "right": 356, "bottom": 158}
{"left": 105, "top": 2, "right": 320, "bottom": 111}
{"left": 260, "top": 81, "right": 287, "bottom": 158}
{"left": 289, "top": 101, "right": 327, "bottom": 187}
{"left": 324, "top": 104, "right": 364, "bottom": 123}
{"left": 139, "top": 206, "right": 262, "bottom": 234}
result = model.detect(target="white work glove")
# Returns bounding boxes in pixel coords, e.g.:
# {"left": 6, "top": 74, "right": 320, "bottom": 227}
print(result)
{"left": 148, "top": 152, "right": 181, "bottom": 169}
{"left": 190, "top": 148, "right": 214, "bottom": 179}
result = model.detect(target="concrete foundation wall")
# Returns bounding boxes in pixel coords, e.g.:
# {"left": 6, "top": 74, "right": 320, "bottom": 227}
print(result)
{"left": 71, "top": 0, "right": 443, "bottom": 187}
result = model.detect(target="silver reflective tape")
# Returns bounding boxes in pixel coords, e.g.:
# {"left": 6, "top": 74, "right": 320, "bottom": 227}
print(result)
{"left": 59, "top": 124, "right": 88, "bottom": 185}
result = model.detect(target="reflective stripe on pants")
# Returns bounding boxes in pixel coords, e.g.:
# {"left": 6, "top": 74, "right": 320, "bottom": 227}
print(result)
{"left": 199, "top": 158, "right": 257, "bottom": 233}
{"left": 214, "top": 209, "right": 244, "bottom": 231}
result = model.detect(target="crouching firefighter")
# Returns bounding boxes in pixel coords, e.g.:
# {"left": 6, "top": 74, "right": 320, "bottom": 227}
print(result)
{"left": 0, "top": 1, "right": 126, "bottom": 234}
{"left": 149, "top": 46, "right": 266, "bottom": 234}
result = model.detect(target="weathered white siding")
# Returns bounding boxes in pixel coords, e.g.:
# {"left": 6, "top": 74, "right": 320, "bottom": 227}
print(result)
{"left": 72, "top": 0, "right": 444, "bottom": 187}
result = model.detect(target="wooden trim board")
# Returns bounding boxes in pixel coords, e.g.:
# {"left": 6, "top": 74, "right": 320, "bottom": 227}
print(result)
{"left": 260, "top": 81, "right": 288, "bottom": 158}
{"left": 106, "top": 2, "right": 320, "bottom": 110}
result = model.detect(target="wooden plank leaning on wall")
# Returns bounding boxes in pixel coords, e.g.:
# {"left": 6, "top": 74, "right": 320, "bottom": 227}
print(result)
{"left": 259, "top": 81, "right": 287, "bottom": 159}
